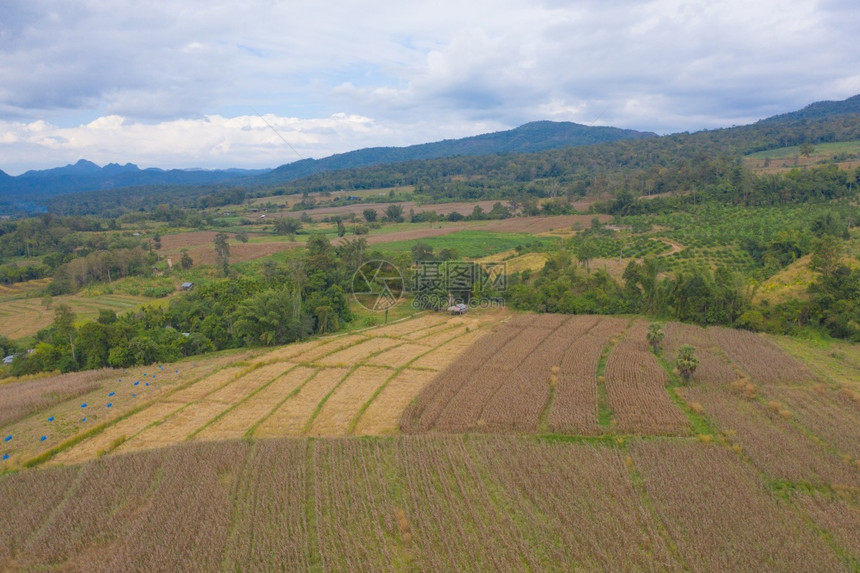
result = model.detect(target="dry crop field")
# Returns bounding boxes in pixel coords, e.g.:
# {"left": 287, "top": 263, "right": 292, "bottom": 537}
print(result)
{"left": 0, "top": 435, "right": 856, "bottom": 571}
{"left": 402, "top": 314, "right": 695, "bottom": 435}
{"left": 0, "top": 311, "right": 500, "bottom": 469}
{"left": 0, "top": 292, "right": 150, "bottom": 339}
{"left": 1, "top": 311, "right": 858, "bottom": 571}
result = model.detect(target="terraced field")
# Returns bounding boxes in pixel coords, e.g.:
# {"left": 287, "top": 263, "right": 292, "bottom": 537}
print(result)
{"left": 0, "top": 311, "right": 502, "bottom": 468}
{"left": 1, "top": 310, "right": 858, "bottom": 571}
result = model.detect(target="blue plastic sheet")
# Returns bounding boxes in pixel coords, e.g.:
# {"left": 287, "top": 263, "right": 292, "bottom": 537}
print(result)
{"left": 81, "top": 403, "right": 87, "bottom": 408}
{"left": 2, "top": 454, "right": 8, "bottom": 460}
{"left": 48, "top": 416, "right": 55, "bottom": 422}
{"left": 4, "top": 435, "right": 11, "bottom": 442}
{"left": 108, "top": 392, "right": 115, "bottom": 397}
{"left": 107, "top": 403, "right": 112, "bottom": 408}
{"left": 40, "top": 436, "right": 47, "bottom": 442}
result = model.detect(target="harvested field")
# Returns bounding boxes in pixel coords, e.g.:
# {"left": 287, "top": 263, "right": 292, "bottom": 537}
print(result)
{"left": 7, "top": 435, "right": 853, "bottom": 571}
{"left": 0, "top": 293, "right": 150, "bottom": 339}
{"left": 366, "top": 343, "right": 432, "bottom": 368}
{"left": 194, "top": 365, "right": 316, "bottom": 442}
{"left": 709, "top": 326, "right": 817, "bottom": 383}
{"left": 159, "top": 230, "right": 221, "bottom": 250}
{"left": 315, "top": 337, "right": 403, "bottom": 366}
{"left": 793, "top": 493, "right": 860, "bottom": 558}
{"left": 0, "top": 369, "right": 111, "bottom": 428}
{"left": 633, "top": 440, "right": 846, "bottom": 572}
{"left": 253, "top": 367, "right": 347, "bottom": 437}
{"left": 603, "top": 322, "right": 689, "bottom": 435}
{"left": 184, "top": 240, "right": 294, "bottom": 266}
{"left": 548, "top": 316, "right": 627, "bottom": 434}
{"left": 758, "top": 383, "right": 860, "bottom": 459}
{"left": 662, "top": 322, "right": 738, "bottom": 384}
{"left": 308, "top": 366, "right": 392, "bottom": 436}
{"left": 2, "top": 352, "right": 257, "bottom": 469}
{"left": 679, "top": 385, "right": 859, "bottom": 488}
{"left": 408, "top": 327, "right": 490, "bottom": 370}
{"left": 353, "top": 369, "right": 438, "bottom": 436}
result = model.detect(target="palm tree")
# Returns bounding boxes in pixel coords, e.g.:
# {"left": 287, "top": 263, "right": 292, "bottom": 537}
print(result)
{"left": 646, "top": 322, "right": 665, "bottom": 353}
{"left": 676, "top": 344, "right": 699, "bottom": 383}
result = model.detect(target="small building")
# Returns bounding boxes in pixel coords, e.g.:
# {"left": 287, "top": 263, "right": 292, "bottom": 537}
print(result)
{"left": 2, "top": 355, "right": 14, "bottom": 365}
{"left": 181, "top": 282, "right": 194, "bottom": 291}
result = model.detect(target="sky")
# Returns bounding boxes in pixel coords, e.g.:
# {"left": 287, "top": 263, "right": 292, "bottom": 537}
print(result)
{"left": 1, "top": 0, "right": 858, "bottom": 175}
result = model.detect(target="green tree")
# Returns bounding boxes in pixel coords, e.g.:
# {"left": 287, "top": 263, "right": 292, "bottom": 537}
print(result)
{"left": 363, "top": 208, "right": 378, "bottom": 223}
{"left": 676, "top": 344, "right": 699, "bottom": 383}
{"left": 314, "top": 305, "right": 338, "bottom": 334}
{"left": 54, "top": 303, "right": 77, "bottom": 365}
{"left": 411, "top": 242, "right": 435, "bottom": 262}
{"left": 274, "top": 217, "right": 302, "bottom": 236}
{"left": 646, "top": 322, "right": 665, "bottom": 353}
{"left": 384, "top": 204, "right": 404, "bottom": 223}
{"left": 180, "top": 250, "right": 193, "bottom": 269}
{"left": 214, "top": 232, "right": 230, "bottom": 276}
{"left": 577, "top": 239, "right": 597, "bottom": 274}
{"left": 232, "top": 288, "right": 309, "bottom": 346}
{"left": 809, "top": 235, "right": 843, "bottom": 279}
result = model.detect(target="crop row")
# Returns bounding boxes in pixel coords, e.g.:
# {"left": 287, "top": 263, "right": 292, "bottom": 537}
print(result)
{"left": 679, "top": 385, "right": 859, "bottom": 488}
{"left": 547, "top": 316, "right": 628, "bottom": 434}
{"left": 604, "top": 322, "right": 689, "bottom": 435}
{"left": 2, "top": 436, "right": 853, "bottom": 571}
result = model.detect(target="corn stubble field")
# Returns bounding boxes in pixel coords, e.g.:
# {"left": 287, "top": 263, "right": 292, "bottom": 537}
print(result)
{"left": 1, "top": 312, "right": 858, "bottom": 571}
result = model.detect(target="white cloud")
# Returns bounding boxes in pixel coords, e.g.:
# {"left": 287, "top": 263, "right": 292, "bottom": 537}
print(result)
{"left": 0, "top": 0, "right": 858, "bottom": 173}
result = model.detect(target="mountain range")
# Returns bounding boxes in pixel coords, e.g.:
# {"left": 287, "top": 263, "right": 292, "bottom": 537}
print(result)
{"left": 2, "top": 94, "right": 860, "bottom": 215}
{"left": 0, "top": 121, "right": 655, "bottom": 213}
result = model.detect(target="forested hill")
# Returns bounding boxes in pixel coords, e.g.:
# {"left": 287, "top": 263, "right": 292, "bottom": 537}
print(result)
{"left": 0, "top": 122, "right": 654, "bottom": 215}
{"left": 759, "top": 94, "right": 860, "bottom": 122}
{"left": 0, "top": 160, "right": 268, "bottom": 211}
{"left": 26, "top": 94, "right": 860, "bottom": 215}
{"left": 256, "top": 121, "right": 657, "bottom": 183}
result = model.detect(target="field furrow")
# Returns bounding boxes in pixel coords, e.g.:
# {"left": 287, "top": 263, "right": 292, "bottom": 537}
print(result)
{"left": 194, "top": 365, "right": 317, "bottom": 441}
{"left": 308, "top": 366, "right": 393, "bottom": 436}
{"left": 633, "top": 440, "right": 846, "bottom": 572}
{"left": 354, "top": 368, "right": 438, "bottom": 436}
{"left": 549, "top": 316, "right": 627, "bottom": 434}
{"left": 605, "top": 323, "right": 689, "bottom": 435}
{"left": 254, "top": 368, "right": 349, "bottom": 437}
